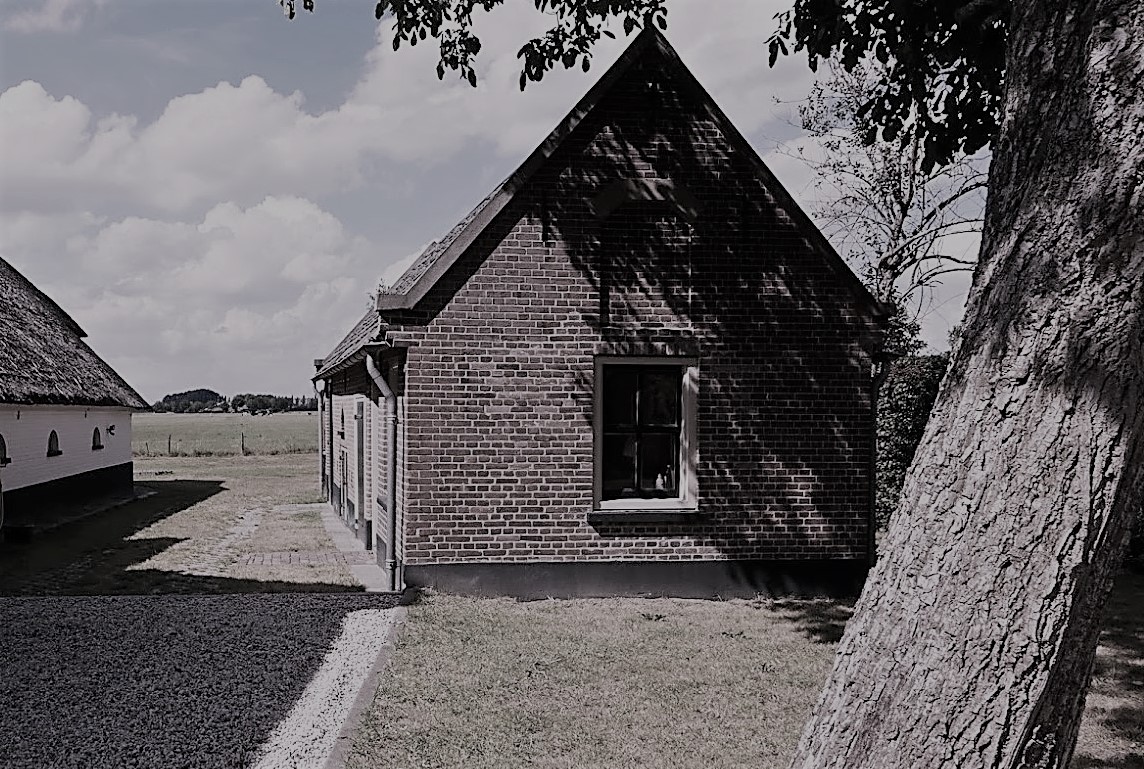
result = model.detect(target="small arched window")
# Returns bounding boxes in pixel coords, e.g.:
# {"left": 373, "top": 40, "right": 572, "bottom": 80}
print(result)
{"left": 0, "top": 433, "right": 10, "bottom": 466}
{"left": 339, "top": 410, "right": 345, "bottom": 438}
{"left": 92, "top": 428, "right": 104, "bottom": 451}
{"left": 47, "top": 430, "right": 62, "bottom": 457}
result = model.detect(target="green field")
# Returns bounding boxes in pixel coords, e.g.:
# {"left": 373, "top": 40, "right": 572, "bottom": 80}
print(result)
{"left": 132, "top": 412, "right": 317, "bottom": 457}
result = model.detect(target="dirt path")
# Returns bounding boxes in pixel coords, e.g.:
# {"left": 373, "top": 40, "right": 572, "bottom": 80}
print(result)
{"left": 0, "top": 454, "right": 362, "bottom": 595}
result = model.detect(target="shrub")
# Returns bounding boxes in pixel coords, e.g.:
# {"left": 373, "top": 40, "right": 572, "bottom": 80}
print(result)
{"left": 876, "top": 354, "right": 948, "bottom": 530}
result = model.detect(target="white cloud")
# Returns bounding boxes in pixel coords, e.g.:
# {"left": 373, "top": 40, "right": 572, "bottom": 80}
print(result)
{"left": 4, "top": 0, "right": 963, "bottom": 396}
{"left": 4, "top": 0, "right": 107, "bottom": 34}
{"left": 3, "top": 197, "right": 379, "bottom": 400}
{"left": 1, "top": 0, "right": 808, "bottom": 219}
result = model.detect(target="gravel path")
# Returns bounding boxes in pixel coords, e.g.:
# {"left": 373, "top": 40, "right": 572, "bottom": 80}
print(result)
{"left": 0, "top": 593, "right": 400, "bottom": 769}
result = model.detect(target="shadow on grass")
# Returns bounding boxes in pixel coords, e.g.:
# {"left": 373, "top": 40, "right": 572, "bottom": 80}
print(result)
{"left": 754, "top": 598, "right": 855, "bottom": 645}
{"left": 0, "top": 479, "right": 363, "bottom": 596}
{"left": 1071, "top": 568, "right": 1144, "bottom": 769}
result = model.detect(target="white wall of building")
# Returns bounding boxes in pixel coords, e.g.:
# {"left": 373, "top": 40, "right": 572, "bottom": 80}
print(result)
{"left": 0, "top": 406, "right": 133, "bottom": 492}
{"left": 331, "top": 394, "right": 365, "bottom": 519}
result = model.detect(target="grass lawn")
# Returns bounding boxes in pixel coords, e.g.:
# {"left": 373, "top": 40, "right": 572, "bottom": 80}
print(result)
{"left": 350, "top": 573, "right": 1143, "bottom": 769}
{"left": 132, "top": 411, "right": 317, "bottom": 456}
{"left": 349, "top": 594, "right": 849, "bottom": 769}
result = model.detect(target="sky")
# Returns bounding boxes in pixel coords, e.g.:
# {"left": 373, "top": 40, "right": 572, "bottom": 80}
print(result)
{"left": 0, "top": 0, "right": 976, "bottom": 403}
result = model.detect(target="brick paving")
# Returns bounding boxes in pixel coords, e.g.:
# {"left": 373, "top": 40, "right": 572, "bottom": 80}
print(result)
{"left": 243, "top": 551, "right": 375, "bottom": 566}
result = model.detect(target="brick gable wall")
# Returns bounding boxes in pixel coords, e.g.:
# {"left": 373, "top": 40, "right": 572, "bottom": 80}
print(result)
{"left": 389, "top": 55, "right": 879, "bottom": 568}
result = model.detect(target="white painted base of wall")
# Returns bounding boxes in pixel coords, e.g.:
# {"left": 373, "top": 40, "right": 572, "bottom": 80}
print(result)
{"left": 0, "top": 406, "right": 134, "bottom": 492}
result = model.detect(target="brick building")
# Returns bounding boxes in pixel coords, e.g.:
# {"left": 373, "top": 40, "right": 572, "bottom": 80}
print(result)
{"left": 314, "top": 27, "right": 888, "bottom": 598}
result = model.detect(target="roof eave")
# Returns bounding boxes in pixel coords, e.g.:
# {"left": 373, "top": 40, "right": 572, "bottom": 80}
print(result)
{"left": 312, "top": 341, "right": 390, "bottom": 381}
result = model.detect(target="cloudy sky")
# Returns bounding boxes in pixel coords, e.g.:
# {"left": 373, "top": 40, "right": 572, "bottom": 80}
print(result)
{"left": 0, "top": 0, "right": 975, "bottom": 403}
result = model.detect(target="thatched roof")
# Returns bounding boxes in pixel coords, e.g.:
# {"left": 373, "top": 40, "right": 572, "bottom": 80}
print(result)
{"left": 0, "top": 257, "right": 149, "bottom": 409}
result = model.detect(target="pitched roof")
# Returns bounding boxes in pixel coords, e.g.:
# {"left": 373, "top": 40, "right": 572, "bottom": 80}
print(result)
{"left": 313, "top": 307, "right": 383, "bottom": 379}
{"left": 0, "top": 257, "right": 149, "bottom": 409}
{"left": 374, "top": 26, "right": 888, "bottom": 320}
{"left": 315, "top": 27, "right": 890, "bottom": 381}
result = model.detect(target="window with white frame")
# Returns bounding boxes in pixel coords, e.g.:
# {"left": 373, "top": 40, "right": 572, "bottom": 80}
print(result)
{"left": 594, "top": 357, "right": 698, "bottom": 511}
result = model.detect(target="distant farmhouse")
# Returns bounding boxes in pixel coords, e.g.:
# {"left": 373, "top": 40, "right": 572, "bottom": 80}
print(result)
{"left": 0, "top": 257, "right": 148, "bottom": 530}
{"left": 314, "top": 28, "right": 888, "bottom": 598}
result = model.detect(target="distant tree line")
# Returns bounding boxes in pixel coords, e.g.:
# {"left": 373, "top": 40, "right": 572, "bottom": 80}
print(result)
{"left": 230, "top": 394, "right": 317, "bottom": 412}
{"left": 151, "top": 390, "right": 316, "bottom": 413}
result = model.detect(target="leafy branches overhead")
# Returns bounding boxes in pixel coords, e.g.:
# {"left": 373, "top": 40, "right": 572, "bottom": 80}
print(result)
{"left": 281, "top": 0, "right": 666, "bottom": 90}
{"left": 769, "top": 0, "right": 1010, "bottom": 170}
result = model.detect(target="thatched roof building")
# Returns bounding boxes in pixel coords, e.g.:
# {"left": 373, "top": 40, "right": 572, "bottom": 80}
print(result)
{"left": 0, "top": 257, "right": 148, "bottom": 409}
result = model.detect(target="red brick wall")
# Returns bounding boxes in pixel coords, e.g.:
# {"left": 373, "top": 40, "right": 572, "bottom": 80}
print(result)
{"left": 390, "top": 54, "right": 880, "bottom": 567}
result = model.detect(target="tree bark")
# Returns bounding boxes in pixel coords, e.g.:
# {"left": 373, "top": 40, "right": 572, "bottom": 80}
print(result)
{"left": 789, "top": 1, "right": 1144, "bottom": 768}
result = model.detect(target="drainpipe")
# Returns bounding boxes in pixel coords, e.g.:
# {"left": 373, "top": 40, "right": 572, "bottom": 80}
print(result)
{"left": 325, "top": 383, "right": 335, "bottom": 507}
{"left": 314, "top": 379, "right": 326, "bottom": 498}
{"left": 365, "top": 354, "right": 400, "bottom": 592}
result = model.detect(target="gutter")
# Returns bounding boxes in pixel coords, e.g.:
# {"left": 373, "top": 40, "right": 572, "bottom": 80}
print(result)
{"left": 365, "top": 354, "right": 400, "bottom": 592}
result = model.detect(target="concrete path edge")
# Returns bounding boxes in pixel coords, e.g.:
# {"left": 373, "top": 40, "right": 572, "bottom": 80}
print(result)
{"left": 321, "top": 604, "right": 407, "bottom": 769}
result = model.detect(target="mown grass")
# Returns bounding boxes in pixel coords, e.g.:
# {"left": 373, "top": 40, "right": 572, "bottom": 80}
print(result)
{"left": 349, "top": 594, "right": 847, "bottom": 769}
{"left": 132, "top": 411, "right": 317, "bottom": 456}
{"left": 351, "top": 576, "right": 1143, "bottom": 769}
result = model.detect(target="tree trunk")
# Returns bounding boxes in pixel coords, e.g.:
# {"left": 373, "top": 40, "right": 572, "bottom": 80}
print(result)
{"left": 789, "top": 2, "right": 1144, "bottom": 768}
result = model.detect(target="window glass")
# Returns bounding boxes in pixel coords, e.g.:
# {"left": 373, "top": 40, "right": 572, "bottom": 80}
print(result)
{"left": 0, "top": 433, "right": 8, "bottom": 465}
{"left": 602, "top": 434, "right": 637, "bottom": 498}
{"left": 602, "top": 368, "right": 638, "bottom": 427}
{"left": 639, "top": 369, "right": 681, "bottom": 426}
{"left": 601, "top": 365, "right": 682, "bottom": 500}
{"left": 638, "top": 433, "right": 679, "bottom": 495}
{"left": 92, "top": 428, "right": 103, "bottom": 450}
{"left": 47, "top": 430, "right": 61, "bottom": 457}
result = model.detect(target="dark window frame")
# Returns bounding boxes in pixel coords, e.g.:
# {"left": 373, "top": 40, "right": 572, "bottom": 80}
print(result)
{"left": 593, "top": 356, "right": 699, "bottom": 513}
{"left": 600, "top": 365, "right": 683, "bottom": 501}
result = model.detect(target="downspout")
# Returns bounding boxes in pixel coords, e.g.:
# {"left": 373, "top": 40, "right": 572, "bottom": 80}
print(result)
{"left": 314, "top": 378, "right": 327, "bottom": 498}
{"left": 355, "top": 400, "right": 365, "bottom": 535}
{"left": 326, "top": 382, "right": 335, "bottom": 507}
{"left": 366, "top": 354, "right": 400, "bottom": 592}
